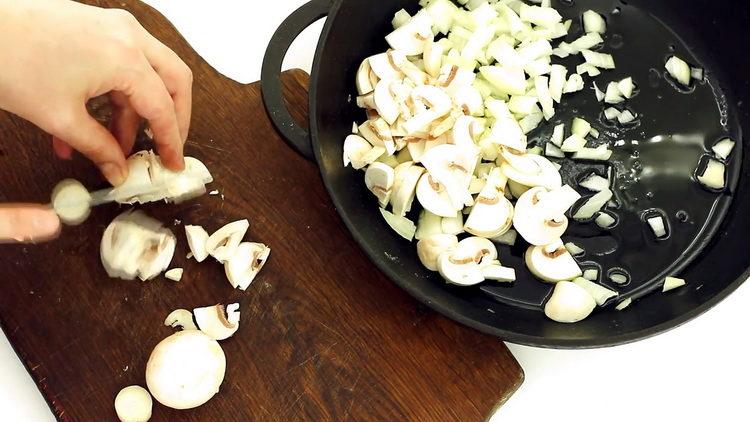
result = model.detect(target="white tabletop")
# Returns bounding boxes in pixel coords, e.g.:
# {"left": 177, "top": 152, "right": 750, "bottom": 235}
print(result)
{"left": 2, "top": 1, "right": 748, "bottom": 421}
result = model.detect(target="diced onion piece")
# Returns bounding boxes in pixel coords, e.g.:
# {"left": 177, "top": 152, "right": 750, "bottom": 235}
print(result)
{"left": 563, "top": 74, "right": 584, "bottom": 93}
{"left": 572, "top": 145, "right": 612, "bottom": 161}
{"left": 571, "top": 117, "right": 591, "bottom": 138}
{"left": 691, "top": 67, "right": 705, "bottom": 82}
{"left": 519, "top": 4, "right": 563, "bottom": 28}
{"left": 615, "top": 298, "right": 632, "bottom": 310}
{"left": 519, "top": 111, "right": 544, "bottom": 134}
{"left": 545, "top": 142, "right": 564, "bottom": 158}
{"left": 583, "top": 268, "right": 599, "bottom": 281}
{"left": 589, "top": 127, "right": 600, "bottom": 138}
{"left": 566, "top": 32, "right": 604, "bottom": 54}
{"left": 551, "top": 123, "right": 565, "bottom": 147}
{"left": 576, "top": 63, "right": 601, "bottom": 77}
{"left": 379, "top": 208, "right": 416, "bottom": 241}
{"left": 573, "top": 277, "right": 618, "bottom": 306}
{"left": 561, "top": 134, "right": 587, "bottom": 152}
{"left": 480, "top": 66, "right": 527, "bottom": 96}
{"left": 593, "top": 82, "right": 605, "bottom": 102}
{"left": 712, "top": 138, "right": 736, "bottom": 160}
{"left": 392, "top": 9, "right": 411, "bottom": 29}
{"left": 647, "top": 215, "right": 667, "bottom": 238}
{"left": 617, "top": 77, "right": 635, "bottom": 98}
{"left": 604, "top": 82, "right": 624, "bottom": 104}
{"left": 573, "top": 189, "right": 613, "bottom": 220}
{"left": 582, "top": 10, "right": 606, "bottom": 34}
{"left": 508, "top": 95, "right": 540, "bottom": 115}
{"left": 697, "top": 158, "right": 726, "bottom": 190}
{"left": 603, "top": 107, "right": 621, "bottom": 121}
{"left": 579, "top": 174, "right": 609, "bottom": 192}
{"left": 549, "top": 65, "right": 567, "bottom": 103}
{"left": 564, "top": 242, "right": 585, "bottom": 256}
{"left": 491, "top": 229, "right": 517, "bottom": 246}
{"left": 665, "top": 55, "right": 691, "bottom": 86}
{"left": 582, "top": 50, "right": 615, "bottom": 69}
{"left": 609, "top": 272, "right": 628, "bottom": 285}
{"left": 663, "top": 276, "right": 686, "bottom": 292}
{"left": 535, "top": 76, "right": 555, "bottom": 120}
{"left": 527, "top": 146, "right": 544, "bottom": 155}
{"left": 617, "top": 110, "right": 637, "bottom": 124}
{"left": 595, "top": 212, "right": 616, "bottom": 228}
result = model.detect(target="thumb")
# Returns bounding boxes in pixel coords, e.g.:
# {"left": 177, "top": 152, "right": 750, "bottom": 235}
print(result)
{"left": 0, "top": 204, "right": 61, "bottom": 243}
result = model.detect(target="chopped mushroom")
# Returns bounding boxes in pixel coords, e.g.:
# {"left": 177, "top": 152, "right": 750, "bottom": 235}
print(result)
{"left": 164, "top": 268, "right": 183, "bottom": 282}
{"left": 544, "top": 281, "right": 596, "bottom": 323}
{"left": 164, "top": 309, "right": 197, "bottom": 331}
{"left": 194, "top": 303, "right": 240, "bottom": 341}
{"left": 437, "top": 237, "right": 497, "bottom": 286}
{"left": 146, "top": 330, "right": 226, "bottom": 410}
{"left": 415, "top": 210, "right": 443, "bottom": 240}
{"left": 525, "top": 240, "right": 583, "bottom": 283}
{"left": 100, "top": 211, "right": 176, "bottom": 281}
{"left": 663, "top": 276, "right": 686, "bottom": 292}
{"left": 206, "top": 220, "right": 250, "bottom": 263}
{"left": 51, "top": 179, "right": 92, "bottom": 225}
{"left": 185, "top": 225, "right": 210, "bottom": 262}
{"left": 417, "top": 234, "right": 459, "bottom": 271}
{"left": 365, "top": 162, "right": 395, "bottom": 208}
{"left": 224, "top": 242, "right": 270, "bottom": 291}
{"left": 514, "top": 186, "right": 580, "bottom": 246}
{"left": 465, "top": 168, "right": 514, "bottom": 238}
{"left": 114, "top": 385, "right": 152, "bottom": 422}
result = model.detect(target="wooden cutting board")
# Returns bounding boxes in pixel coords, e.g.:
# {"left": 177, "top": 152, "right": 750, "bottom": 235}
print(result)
{"left": 0, "top": 1, "right": 523, "bottom": 420}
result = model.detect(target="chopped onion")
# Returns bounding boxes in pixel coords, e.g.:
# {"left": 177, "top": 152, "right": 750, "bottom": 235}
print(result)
{"left": 582, "top": 50, "right": 615, "bottom": 69}
{"left": 617, "top": 77, "right": 635, "bottom": 98}
{"left": 665, "top": 55, "right": 691, "bottom": 86}
{"left": 519, "top": 4, "right": 563, "bottom": 28}
{"left": 647, "top": 215, "right": 668, "bottom": 238}
{"left": 549, "top": 64, "right": 567, "bottom": 103}
{"left": 535, "top": 76, "right": 555, "bottom": 119}
{"left": 527, "top": 146, "right": 544, "bottom": 155}
{"left": 565, "top": 32, "right": 604, "bottom": 54}
{"left": 691, "top": 66, "right": 705, "bottom": 82}
{"left": 480, "top": 66, "right": 527, "bottom": 96}
{"left": 551, "top": 123, "right": 565, "bottom": 146}
{"left": 563, "top": 74, "right": 584, "bottom": 93}
{"left": 573, "top": 189, "right": 613, "bottom": 220}
{"left": 712, "top": 138, "right": 736, "bottom": 160}
{"left": 576, "top": 63, "right": 601, "bottom": 77}
{"left": 595, "top": 212, "right": 616, "bottom": 228}
{"left": 583, "top": 268, "right": 599, "bottom": 281}
{"left": 617, "top": 109, "right": 637, "bottom": 124}
{"left": 574, "top": 277, "right": 617, "bottom": 306}
{"left": 519, "top": 111, "right": 544, "bottom": 134}
{"left": 593, "top": 82, "right": 605, "bottom": 102}
{"left": 604, "top": 82, "right": 624, "bottom": 104}
{"left": 564, "top": 242, "right": 585, "bottom": 256}
{"left": 609, "top": 272, "right": 629, "bottom": 285}
{"left": 379, "top": 208, "right": 416, "bottom": 241}
{"left": 508, "top": 95, "right": 540, "bottom": 115}
{"left": 579, "top": 174, "right": 609, "bottom": 191}
{"left": 561, "top": 134, "right": 587, "bottom": 152}
{"left": 615, "top": 298, "right": 632, "bottom": 310}
{"left": 582, "top": 10, "right": 607, "bottom": 34}
{"left": 391, "top": 9, "right": 411, "bottom": 29}
{"left": 571, "top": 117, "right": 591, "bottom": 137}
{"left": 491, "top": 229, "right": 518, "bottom": 246}
{"left": 545, "top": 142, "right": 565, "bottom": 158}
{"left": 572, "top": 145, "right": 613, "bottom": 161}
{"left": 697, "top": 158, "right": 726, "bottom": 190}
{"left": 663, "top": 276, "right": 686, "bottom": 292}
{"left": 589, "top": 127, "right": 600, "bottom": 138}
{"left": 603, "top": 107, "right": 621, "bottom": 121}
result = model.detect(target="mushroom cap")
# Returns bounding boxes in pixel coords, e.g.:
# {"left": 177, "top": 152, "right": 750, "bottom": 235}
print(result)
{"left": 420, "top": 144, "right": 478, "bottom": 209}
{"left": 454, "top": 236, "right": 498, "bottom": 263}
{"left": 416, "top": 173, "right": 458, "bottom": 217}
{"left": 355, "top": 58, "right": 375, "bottom": 95}
{"left": 146, "top": 330, "right": 226, "bottom": 410}
{"left": 437, "top": 251, "right": 485, "bottom": 286}
{"left": 343, "top": 135, "right": 375, "bottom": 169}
{"left": 500, "top": 150, "right": 561, "bottom": 190}
{"left": 525, "top": 240, "right": 583, "bottom": 283}
{"left": 416, "top": 234, "right": 459, "bottom": 271}
{"left": 374, "top": 80, "right": 401, "bottom": 125}
{"left": 513, "top": 187, "right": 570, "bottom": 246}
{"left": 114, "top": 385, "right": 152, "bottom": 422}
{"left": 465, "top": 170, "right": 514, "bottom": 238}
{"left": 544, "top": 281, "right": 597, "bottom": 323}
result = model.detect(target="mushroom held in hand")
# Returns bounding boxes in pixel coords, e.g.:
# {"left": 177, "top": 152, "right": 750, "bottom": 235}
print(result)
{"left": 146, "top": 330, "right": 226, "bottom": 410}
{"left": 525, "top": 240, "right": 583, "bottom": 283}
{"left": 544, "top": 281, "right": 597, "bottom": 323}
{"left": 100, "top": 211, "right": 176, "bottom": 281}
{"left": 114, "top": 385, "right": 152, "bottom": 422}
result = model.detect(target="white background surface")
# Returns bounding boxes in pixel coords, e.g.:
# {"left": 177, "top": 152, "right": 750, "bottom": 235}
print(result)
{"left": 1, "top": 1, "right": 748, "bottom": 421}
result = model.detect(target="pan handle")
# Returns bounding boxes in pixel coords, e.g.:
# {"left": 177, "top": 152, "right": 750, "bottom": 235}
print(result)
{"left": 261, "top": 0, "right": 331, "bottom": 161}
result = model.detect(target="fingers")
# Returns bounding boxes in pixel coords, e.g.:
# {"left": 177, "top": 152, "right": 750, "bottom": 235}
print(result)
{"left": 109, "top": 92, "right": 141, "bottom": 156}
{"left": 123, "top": 58, "right": 184, "bottom": 171}
{"left": 0, "top": 204, "right": 60, "bottom": 243}
{"left": 141, "top": 34, "right": 193, "bottom": 143}
{"left": 52, "top": 136, "right": 73, "bottom": 160}
{"left": 49, "top": 107, "right": 128, "bottom": 185}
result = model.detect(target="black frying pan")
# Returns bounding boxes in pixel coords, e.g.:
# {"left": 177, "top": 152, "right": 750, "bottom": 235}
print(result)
{"left": 261, "top": 0, "right": 750, "bottom": 348}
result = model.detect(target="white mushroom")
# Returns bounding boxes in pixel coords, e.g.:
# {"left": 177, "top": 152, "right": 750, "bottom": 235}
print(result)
{"left": 544, "top": 281, "right": 596, "bottom": 323}
{"left": 491, "top": 229, "right": 517, "bottom": 246}
{"left": 365, "top": 162, "right": 395, "bottom": 208}
{"left": 51, "top": 178, "right": 92, "bottom": 225}
{"left": 164, "top": 309, "right": 197, "bottom": 331}
{"left": 416, "top": 173, "right": 458, "bottom": 217}
{"left": 193, "top": 303, "right": 240, "bottom": 341}
{"left": 440, "top": 212, "right": 464, "bottom": 236}
{"left": 100, "top": 210, "right": 176, "bottom": 281}
{"left": 421, "top": 144, "right": 478, "bottom": 209}
{"left": 513, "top": 186, "right": 580, "bottom": 246}
{"left": 224, "top": 242, "right": 270, "bottom": 291}
{"left": 206, "top": 219, "right": 250, "bottom": 263}
{"left": 525, "top": 240, "right": 583, "bottom": 282}
{"left": 146, "top": 330, "right": 226, "bottom": 410}
{"left": 368, "top": 51, "right": 405, "bottom": 81}
{"left": 114, "top": 385, "right": 152, "bottom": 422}
{"left": 465, "top": 169, "right": 514, "bottom": 238}
{"left": 415, "top": 210, "right": 443, "bottom": 240}
{"left": 344, "top": 135, "right": 383, "bottom": 170}
{"left": 452, "top": 115, "right": 482, "bottom": 149}
{"left": 385, "top": 13, "right": 433, "bottom": 55}
{"left": 355, "top": 58, "right": 375, "bottom": 95}
{"left": 185, "top": 225, "right": 210, "bottom": 262}
{"left": 416, "top": 234, "right": 458, "bottom": 271}
{"left": 481, "top": 262, "right": 516, "bottom": 282}
{"left": 164, "top": 268, "right": 183, "bottom": 282}
{"left": 374, "top": 80, "right": 401, "bottom": 125}
{"left": 437, "top": 237, "right": 498, "bottom": 286}
{"left": 404, "top": 85, "right": 453, "bottom": 134}
{"left": 573, "top": 277, "right": 618, "bottom": 306}
{"left": 391, "top": 164, "right": 425, "bottom": 217}
{"left": 499, "top": 149, "right": 562, "bottom": 190}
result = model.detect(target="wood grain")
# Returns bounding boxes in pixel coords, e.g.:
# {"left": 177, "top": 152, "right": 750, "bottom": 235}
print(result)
{"left": 0, "top": 1, "right": 523, "bottom": 420}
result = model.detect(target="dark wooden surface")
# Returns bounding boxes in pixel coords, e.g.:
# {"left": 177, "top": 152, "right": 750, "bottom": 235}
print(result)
{"left": 0, "top": 1, "right": 523, "bottom": 420}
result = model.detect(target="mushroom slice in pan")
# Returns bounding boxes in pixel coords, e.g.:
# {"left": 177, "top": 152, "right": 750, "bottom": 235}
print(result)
{"left": 365, "top": 162, "right": 395, "bottom": 208}
{"left": 544, "top": 281, "right": 596, "bottom": 323}
{"left": 391, "top": 164, "right": 425, "bottom": 217}
{"left": 514, "top": 185, "right": 580, "bottom": 246}
{"left": 465, "top": 168, "right": 514, "bottom": 238}
{"left": 417, "top": 234, "right": 459, "bottom": 271}
{"left": 416, "top": 173, "right": 459, "bottom": 217}
{"left": 421, "top": 144, "right": 478, "bottom": 209}
{"left": 525, "top": 240, "right": 583, "bottom": 283}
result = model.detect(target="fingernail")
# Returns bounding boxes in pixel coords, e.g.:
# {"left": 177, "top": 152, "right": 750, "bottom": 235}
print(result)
{"left": 30, "top": 209, "right": 61, "bottom": 239}
{"left": 101, "top": 163, "right": 126, "bottom": 186}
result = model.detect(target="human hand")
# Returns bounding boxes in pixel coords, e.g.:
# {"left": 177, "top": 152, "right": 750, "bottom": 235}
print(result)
{"left": 0, "top": 0, "right": 193, "bottom": 186}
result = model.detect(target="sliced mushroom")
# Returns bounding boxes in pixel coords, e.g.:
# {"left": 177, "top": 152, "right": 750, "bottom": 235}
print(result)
{"left": 224, "top": 242, "right": 270, "bottom": 291}
{"left": 481, "top": 263, "right": 516, "bottom": 282}
{"left": 114, "top": 385, "right": 152, "bottom": 422}
{"left": 164, "top": 309, "right": 198, "bottom": 331}
{"left": 441, "top": 212, "right": 465, "bottom": 236}
{"left": 499, "top": 149, "right": 562, "bottom": 190}
{"left": 194, "top": 303, "right": 240, "bottom": 341}
{"left": 415, "top": 210, "right": 443, "bottom": 240}
{"left": 420, "top": 144, "right": 478, "bottom": 209}
{"left": 437, "top": 251, "right": 485, "bottom": 286}
{"left": 544, "top": 281, "right": 596, "bottom": 323}
{"left": 391, "top": 164, "right": 425, "bottom": 216}
{"left": 344, "top": 135, "right": 383, "bottom": 170}
{"left": 404, "top": 85, "right": 453, "bottom": 134}
{"left": 465, "top": 169, "right": 514, "bottom": 238}
{"left": 100, "top": 210, "right": 176, "bottom": 281}
{"left": 416, "top": 173, "right": 458, "bottom": 217}
{"left": 525, "top": 240, "right": 583, "bottom": 283}
{"left": 206, "top": 219, "right": 250, "bottom": 263}
{"left": 185, "top": 225, "right": 210, "bottom": 262}
{"left": 164, "top": 268, "right": 183, "bottom": 282}
{"left": 451, "top": 115, "right": 482, "bottom": 149}
{"left": 374, "top": 80, "right": 401, "bottom": 125}
{"left": 365, "top": 162, "right": 395, "bottom": 208}
{"left": 514, "top": 186, "right": 580, "bottom": 246}
{"left": 368, "top": 51, "right": 405, "bottom": 81}
{"left": 417, "top": 234, "right": 458, "bottom": 271}
{"left": 146, "top": 330, "right": 226, "bottom": 410}
{"left": 385, "top": 13, "right": 433, "bottom": 55}
{"left": 423, "top": 38, "right": 444, "bottom": 78}
{"left": 51, "top": 178, "right": 92, "bottom": 226}
{"left": 355, "top": 58, "right": 375, "bottom": 95}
